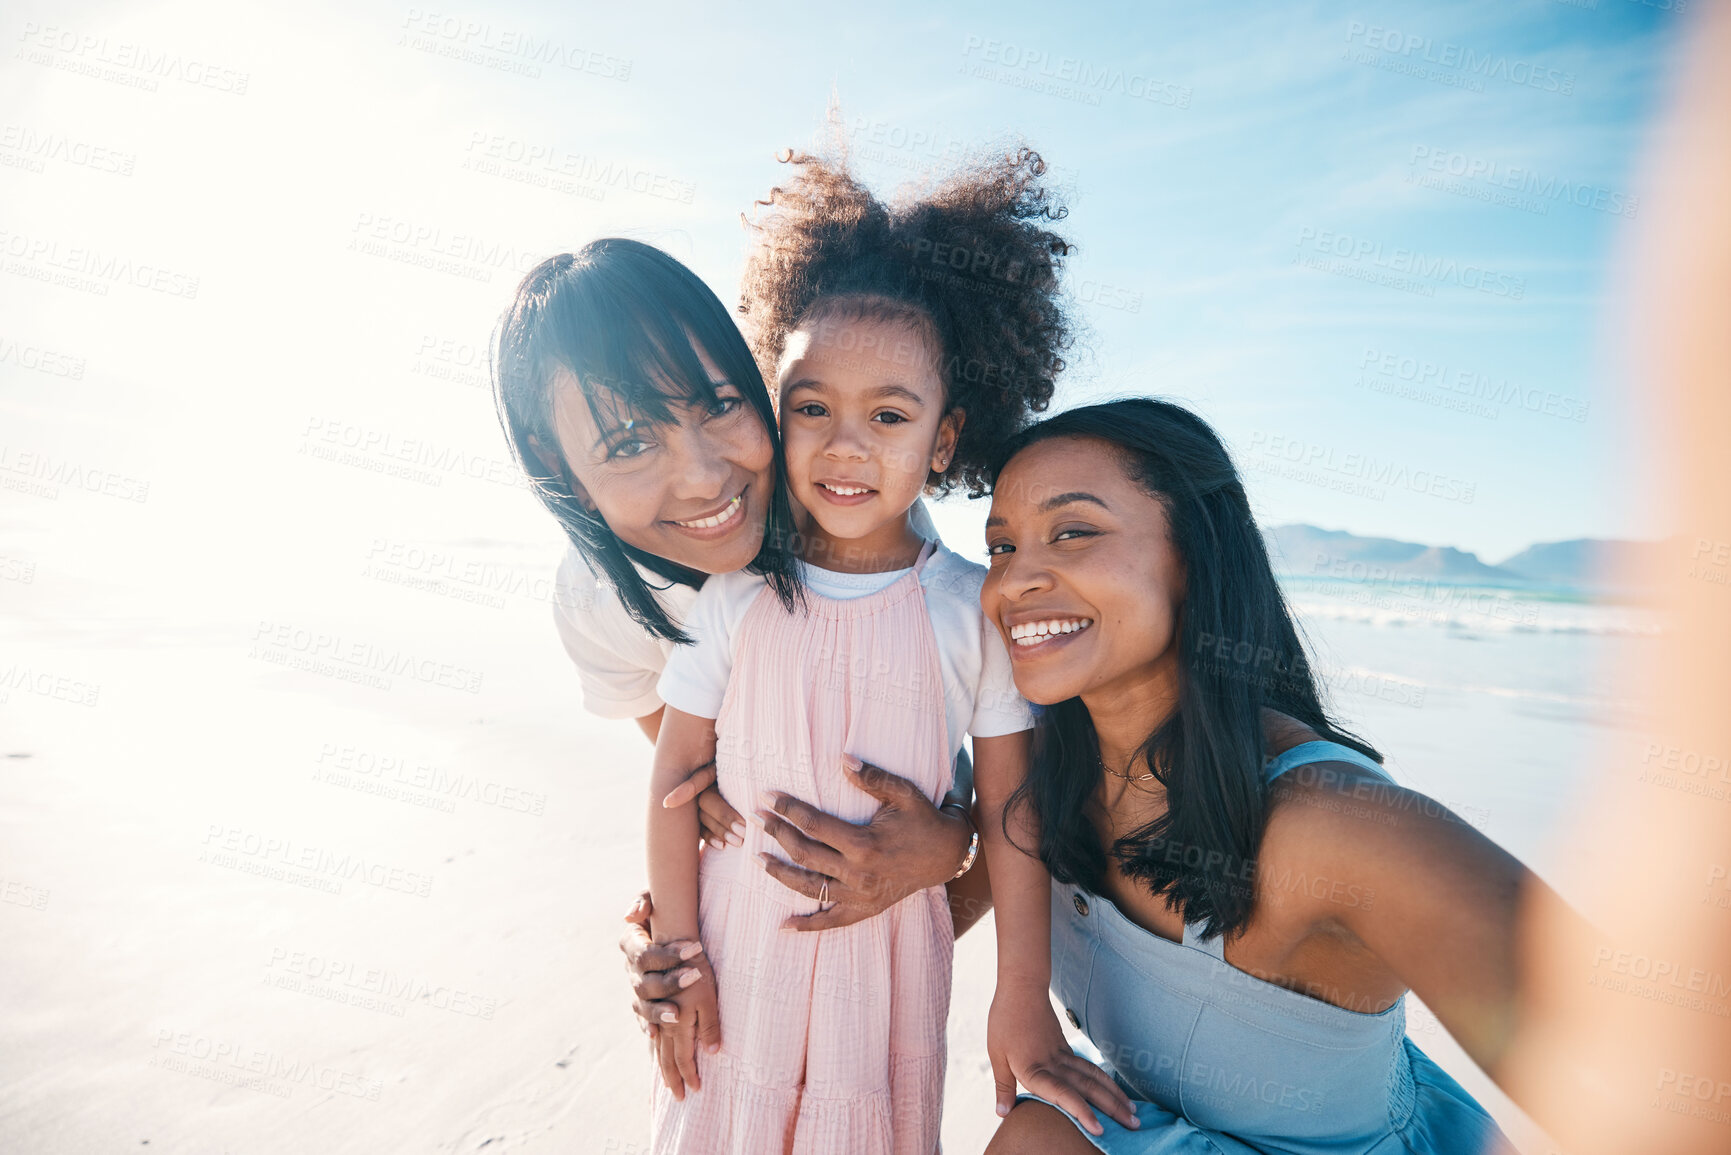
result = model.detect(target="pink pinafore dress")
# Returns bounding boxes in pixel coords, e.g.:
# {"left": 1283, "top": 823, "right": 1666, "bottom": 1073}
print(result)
{"left": 651, "top": 539, "right": 955, "bottom": 1154}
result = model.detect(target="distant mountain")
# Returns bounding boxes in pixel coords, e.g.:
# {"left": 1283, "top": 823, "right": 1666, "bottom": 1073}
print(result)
{"left": 1263, "top": 525, "right": 1661, "bottom": 590}
{"left": 1263, "top": 525, "right": 1522, "bottom": 584}
{"left": 1495, "top": 538, "right": 1661, "bottom": 588}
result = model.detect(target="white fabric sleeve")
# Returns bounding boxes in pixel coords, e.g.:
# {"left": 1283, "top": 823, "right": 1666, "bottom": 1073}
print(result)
{"left": 551, "top": 555, "right": 667, "bottom": 721}
{"left": 909, "top": 497, "right": 938, "bottom": 542}
{"left": 656, "top": 573, "right": 753, "bottom": 721}
{"left": 969, "top": 612, "right": 1036, "bottom": 738}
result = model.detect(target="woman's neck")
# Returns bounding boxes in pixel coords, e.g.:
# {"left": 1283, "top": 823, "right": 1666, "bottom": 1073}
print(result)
{"left": 1080, "top": 650, "right": 1182, "bottom": 783}
{"left": 799, "top": 512, "right": 925, "bottom": 574}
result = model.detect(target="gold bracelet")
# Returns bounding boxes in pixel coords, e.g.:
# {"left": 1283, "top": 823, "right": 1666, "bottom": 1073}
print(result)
{"left": 951, "top": 830, "right": 980, "bottom": 880}
{"left": 939, "top": 799, "right": 978, "bottom": 879}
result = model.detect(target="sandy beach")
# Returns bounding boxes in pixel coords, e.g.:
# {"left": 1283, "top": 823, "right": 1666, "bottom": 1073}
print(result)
{"left": 0, "top": 504, "right": 1648, "bottom": 1153}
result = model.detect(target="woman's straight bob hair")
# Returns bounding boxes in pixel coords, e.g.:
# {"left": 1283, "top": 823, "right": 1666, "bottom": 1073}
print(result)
{"left": 492, "top": 238, "right": 801, "bottom": 643}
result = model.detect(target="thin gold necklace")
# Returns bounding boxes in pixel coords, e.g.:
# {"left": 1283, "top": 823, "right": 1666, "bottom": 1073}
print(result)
{"left": 1097, "top": 753, "right": 1157, "bottom": 783}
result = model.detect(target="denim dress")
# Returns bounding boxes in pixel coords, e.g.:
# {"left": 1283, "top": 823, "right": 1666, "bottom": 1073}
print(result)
{"left": 1021, "top": 741, "right": 1507, "bottom": 1154}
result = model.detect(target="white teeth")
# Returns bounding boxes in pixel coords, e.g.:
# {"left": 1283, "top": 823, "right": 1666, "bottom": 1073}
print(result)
{"left": 1009, "top": 618, "right": 1093, "bottom": 646}
{"left": 673, "top": 494, "right": 742, "bottom": 529}
{"left": 821, "top": 483, "right": 870, "bottom": 496}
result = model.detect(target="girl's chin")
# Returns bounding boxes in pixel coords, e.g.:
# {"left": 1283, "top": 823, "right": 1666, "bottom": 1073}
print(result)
{"left": 799, "top": 505, "right": 899, "bottom": 545}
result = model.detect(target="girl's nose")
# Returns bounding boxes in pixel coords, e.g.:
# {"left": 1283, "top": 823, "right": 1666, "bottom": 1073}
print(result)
{"left": 823, "top": 419, "right": 870, "bottom": 461}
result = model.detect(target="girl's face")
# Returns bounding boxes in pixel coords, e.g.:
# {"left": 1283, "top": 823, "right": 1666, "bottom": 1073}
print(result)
{"left": 549, "top": 344, "right": 774, "bottom": 576}
{"left": 776, "top": 313, "right": 960, "bottom": 549}
{"left": 981, "top": 435, "right": 1187, "bottom": 707}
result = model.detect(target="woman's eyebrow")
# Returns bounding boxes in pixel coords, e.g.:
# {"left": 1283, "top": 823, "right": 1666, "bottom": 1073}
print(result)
{"left": 591, "top": 415, "right": 641, "bottom": 451}
{"left": 1040, "top": 491, "right": 1109, "bottom": 512}
{"left": 591, "top": 383, "right": 721, "bottom": 449}
{"left": 984, "top": 491, "right": 1108, "bottom": 529}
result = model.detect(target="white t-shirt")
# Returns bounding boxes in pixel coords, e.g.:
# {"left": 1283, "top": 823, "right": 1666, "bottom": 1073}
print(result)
{"left": 552, "top": 500, "right": 943, "bottom": 721}
{"left": 553, "top": 553, "right": 700, "bottom": 720}
{"left": 656, "top": 541, "right": 1033, "bottom": 759}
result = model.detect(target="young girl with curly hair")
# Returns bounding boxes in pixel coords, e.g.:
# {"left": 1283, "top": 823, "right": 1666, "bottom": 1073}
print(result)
{"left": 644, "top": 146, "right": 1072, "bottom": 1154}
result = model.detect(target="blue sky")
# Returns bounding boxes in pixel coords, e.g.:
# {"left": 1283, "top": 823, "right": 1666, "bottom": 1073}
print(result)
{"left": 0, "top": 0, "right": 1688, "bottom": 599}
{"left": 608, "top": 0, "right": 1676, "bottom": 562}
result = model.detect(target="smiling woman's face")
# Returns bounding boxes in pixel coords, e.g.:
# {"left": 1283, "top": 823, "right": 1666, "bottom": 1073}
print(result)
{"left": 549, "top": 350, "right": 775, "bottom": 576}
{"left": 981, "top": 435, "right": 1188, "bottom": 707}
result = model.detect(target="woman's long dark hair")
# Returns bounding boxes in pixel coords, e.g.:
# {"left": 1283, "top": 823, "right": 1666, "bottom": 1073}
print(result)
{"left": 492, "top": 238, "right": 800, "bottom": 643}
{"left": 993, "top": 398, "right": 1380, "bottom": 940}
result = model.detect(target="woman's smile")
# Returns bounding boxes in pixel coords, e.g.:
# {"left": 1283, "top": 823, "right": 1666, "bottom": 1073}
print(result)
{"left": 1005, "top": 615, "right": 1096, "bottom": 655}
{"left": 666, "top": 488, "right": 749, "bottom": 538}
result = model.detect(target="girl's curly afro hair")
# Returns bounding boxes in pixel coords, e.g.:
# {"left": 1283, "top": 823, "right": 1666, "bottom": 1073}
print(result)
{"left": 738, "top": 145, "right": 1073, "bottom": 497}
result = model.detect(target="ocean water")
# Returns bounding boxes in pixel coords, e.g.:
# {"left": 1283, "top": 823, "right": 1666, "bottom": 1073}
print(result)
{"left": 1277, "top": 574, "right": 1661, "bottom": 876}
{"left": 1278, "top": 574, "right": 1660, "bottom": 638}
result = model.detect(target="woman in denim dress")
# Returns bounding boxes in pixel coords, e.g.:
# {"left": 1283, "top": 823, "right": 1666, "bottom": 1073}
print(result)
{"left": 975, "top": 400, "right": 1564, "bottom": 1155}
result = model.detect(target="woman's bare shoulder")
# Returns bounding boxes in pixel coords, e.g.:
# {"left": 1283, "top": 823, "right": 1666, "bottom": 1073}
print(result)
{"left": 1260, "top": 707, "right": 1321, "bottom": 757}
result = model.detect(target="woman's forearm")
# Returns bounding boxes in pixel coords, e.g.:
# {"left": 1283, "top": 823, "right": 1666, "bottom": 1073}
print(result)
{"left": 985, "top": 839, "right": 1053, "bottom": 989}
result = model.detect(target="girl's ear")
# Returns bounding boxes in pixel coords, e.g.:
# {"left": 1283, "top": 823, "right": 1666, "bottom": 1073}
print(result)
{"left": 932, "top": 407, "right": 966, "bottom": 473}
{"left": 528, "top": 434, "right": 598, "bottom": 512}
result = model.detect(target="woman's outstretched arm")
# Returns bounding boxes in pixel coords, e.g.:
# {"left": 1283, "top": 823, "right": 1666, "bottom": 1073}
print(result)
{"left": 1264, "top": 764, "right": 1580, "bottom": 1094}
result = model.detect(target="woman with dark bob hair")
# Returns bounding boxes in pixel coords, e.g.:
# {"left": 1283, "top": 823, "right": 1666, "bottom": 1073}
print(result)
{"left": 976, "top": 398, "right": 1561, "bottom": 1154}
{"left": 492, "top": 237, "right": 984, "bottom": 1032}
{"left": 492, "top": 144, "right": 1076, "bottom": 1102}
